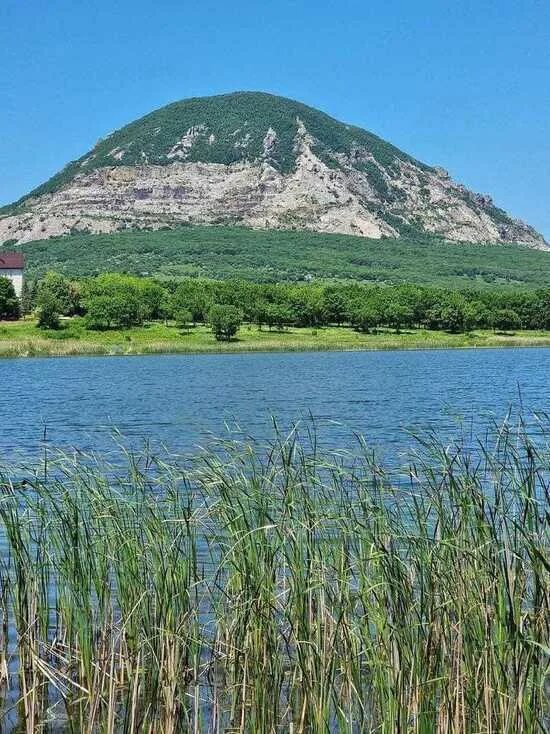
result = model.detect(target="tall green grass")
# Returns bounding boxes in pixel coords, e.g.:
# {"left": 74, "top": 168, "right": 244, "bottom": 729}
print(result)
{"left": 0, "top": 423, "right": 547, "bottom": 731}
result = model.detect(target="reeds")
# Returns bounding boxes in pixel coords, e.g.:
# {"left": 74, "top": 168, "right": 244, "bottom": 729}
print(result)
{"left": 0, "top": 421, "right": 547, "bottom": 732}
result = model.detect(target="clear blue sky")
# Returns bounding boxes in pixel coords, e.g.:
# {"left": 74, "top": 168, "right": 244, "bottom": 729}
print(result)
{"left": 1, "top": 0, "right": 549, "bottom": 237}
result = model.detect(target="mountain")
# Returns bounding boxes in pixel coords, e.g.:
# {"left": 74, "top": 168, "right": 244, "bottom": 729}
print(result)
{"left": 0, "top": 92, "right": 546, "bottom": 248}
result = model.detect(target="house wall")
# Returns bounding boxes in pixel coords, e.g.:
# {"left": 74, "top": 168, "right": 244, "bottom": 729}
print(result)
{"left": 0, "top": 268, "right": 23, "bottom": 298}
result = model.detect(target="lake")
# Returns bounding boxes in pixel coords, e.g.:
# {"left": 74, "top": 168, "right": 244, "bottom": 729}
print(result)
{"left": 0, "top": 347, "right": 548, "bottom": 732}
{"left": 1, "top": 346, "right": 549, "bottom": 463}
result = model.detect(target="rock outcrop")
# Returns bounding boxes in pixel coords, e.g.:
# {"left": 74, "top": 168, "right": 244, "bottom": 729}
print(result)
{"left": 1, "top": 92, "right": 546, "bottom": 248}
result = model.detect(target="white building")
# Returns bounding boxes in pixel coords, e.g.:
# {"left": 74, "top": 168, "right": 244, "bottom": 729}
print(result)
{"left": 0, "top": 252, "right": 24, "bottom": 298}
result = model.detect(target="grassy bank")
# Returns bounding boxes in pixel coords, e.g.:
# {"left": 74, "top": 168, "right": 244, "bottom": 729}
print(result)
{"left": 2, "top": 317, "right": 550, "bottom": 358}
{"left": 0, "top": 425, "right": 547, "bottom": 731}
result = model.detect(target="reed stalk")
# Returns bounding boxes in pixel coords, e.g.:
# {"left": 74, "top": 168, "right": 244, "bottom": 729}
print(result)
{"left": 0, "top": 421, "right": 546, "bottom": 731}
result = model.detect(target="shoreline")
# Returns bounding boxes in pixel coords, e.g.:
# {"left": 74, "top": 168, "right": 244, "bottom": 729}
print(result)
{"left": 2, "top": 323, "right": 550, "bottom": 359}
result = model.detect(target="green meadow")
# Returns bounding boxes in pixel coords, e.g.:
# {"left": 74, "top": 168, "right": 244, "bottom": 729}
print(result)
{"left": 1, "top": 317, "right": 550, "bottom": 358}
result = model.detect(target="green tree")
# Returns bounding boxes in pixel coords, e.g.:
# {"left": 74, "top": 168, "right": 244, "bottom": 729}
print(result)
{"left": 383, "top": 300, "right": 414, "bottom": 333}
{"left": 137, "top": 280, "right": 168, "bottom": 320}
{"left": 463, "top": 301, "right": 490, "bottom": 331}
{"left": 352, "top": 305, "right": 380, "bottom": 333}
{"left": 82, "top": 273, "right": 147, "bottom": 328}
{"left": 173, "top": 307, "right": 192, "bottom": 332}
{"left": 425, "top": 293, "right": 468, "bottom": 333}
{"left": 0, "top": 277, "right": 20, "bottom": 320}
{"left": 264, "top": 303, "right": 292, "bottom": 330}
{"left": 288, "top": 287, "right": 324, "bottom": 327}
{"left": 20, "top": 279, "right": 33, "bottom": 316}
{"left": 37, "top": 293, "right": 60, "bottom": 329}
{"left": 391, "top": 284, "right": 433, "bottom": 326}
{"left": 214, "top": 279, "right": 260, "bottom": 321}
{"left": 492, "top": 309, "right": 521, "bottom": 333}
{"left": 109, "top": 291, "right": 144, "bottom": 329}
{"left": 171, "top": 281, "right": 212, "bottom": 324}
{"left": 38, "top": 271, "right": 80, "bottom": 315}
{"left": 28, "top": 280, "right": 39, "bottom": 313}
{"left": 84, "top": 295, "right": 117, "bottom": 330}
{"left": 322, "top": 288, "right": 348, "bottom": 325}
{"left": 252, "top": 299, "right": 269, "bottom": 330}
{"left": 439, "top": 302, "right": 466, "bottom": 333}
{"left": 208, "top": 304, "right": 242, "bottom": 341}
{"left": 532, "top": 290, "right": 550, "bottom": 330}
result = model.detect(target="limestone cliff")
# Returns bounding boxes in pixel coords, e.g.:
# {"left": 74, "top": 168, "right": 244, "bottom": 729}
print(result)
{"left": 1, "top": 92, "right": 546, "bottom": 248}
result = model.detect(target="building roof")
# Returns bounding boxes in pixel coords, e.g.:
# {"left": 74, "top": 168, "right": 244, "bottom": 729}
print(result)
{"left": 0, "top": 252, "right": 24, "bottom": 269}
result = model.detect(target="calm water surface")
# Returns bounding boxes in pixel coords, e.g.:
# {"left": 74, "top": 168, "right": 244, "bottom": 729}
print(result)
{"left": 0, "top": 347, "right": 549, "bottom": 462}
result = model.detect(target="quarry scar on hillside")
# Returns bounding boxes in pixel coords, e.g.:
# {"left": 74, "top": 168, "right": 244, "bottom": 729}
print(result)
{"left": 1, "top": 92, "right": 546, "bottom": 249}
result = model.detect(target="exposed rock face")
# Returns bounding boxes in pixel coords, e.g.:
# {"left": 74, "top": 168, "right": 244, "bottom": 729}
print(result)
{"left": 1, "top": 92, "right": 546, "bottom": 248}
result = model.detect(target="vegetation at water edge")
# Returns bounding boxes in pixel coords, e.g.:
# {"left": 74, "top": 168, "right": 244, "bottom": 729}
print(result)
{"left": 3, "top": 269, "right": 550, "bottom": 356}
{"left": 0, "top": 422, "right": 547, "bottom": 731}
{"left": 14, "top": 270, "right": 550, "bottom": 334}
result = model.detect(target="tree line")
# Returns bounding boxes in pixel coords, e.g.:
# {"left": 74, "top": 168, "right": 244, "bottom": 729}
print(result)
{"left": 2, "top": 271, "right": 550, "bottom": 339}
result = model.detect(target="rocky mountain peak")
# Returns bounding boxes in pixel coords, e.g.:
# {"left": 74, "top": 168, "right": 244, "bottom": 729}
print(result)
{"left": 0, "top": 91, "right": 546, "bottom": 249}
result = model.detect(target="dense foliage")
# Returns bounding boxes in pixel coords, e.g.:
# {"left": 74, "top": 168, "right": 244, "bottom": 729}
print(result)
{"left": 36, "top": 294, "right": 60, "bottom": 329}
{"left": 0, "top": 276, "right": 19, "bottom": 319}
{"left": 37, "top": 271, "right": 80, "bottom": 315}
{"left": 81, "top": 273, "right": 166, "bottom": 329}
{"left": 16, "top": 225, "right": 550, "bottom": 288}
{"left": 208, "top": 304, "right": 243, "bottom": 340}
{"left": 21, "top": 270, "right": 550, "bottom": 336}
{"left": 6, "top": 92, "right": 433, "bottom": 210}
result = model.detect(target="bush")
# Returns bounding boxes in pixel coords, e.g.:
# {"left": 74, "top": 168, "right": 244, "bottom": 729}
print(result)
{"left": 44, "top": 329, "right": 80, "bottom": 340}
